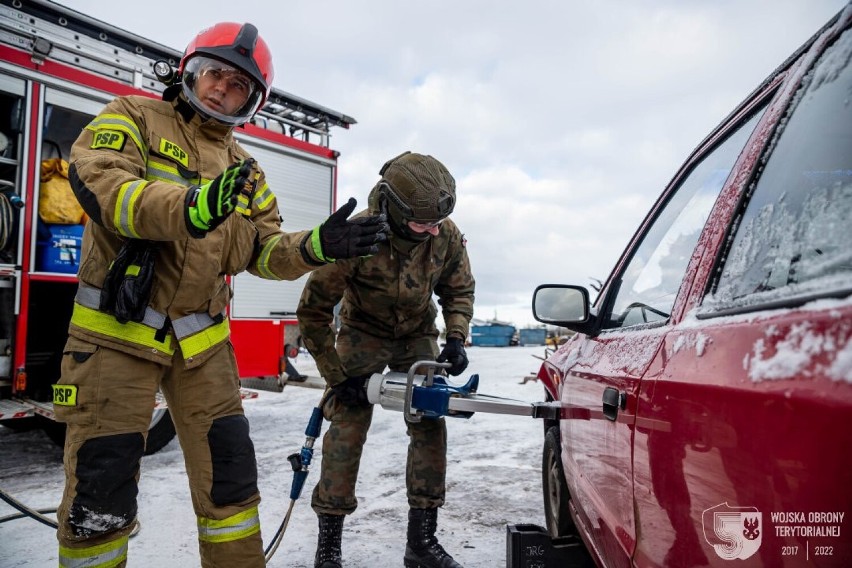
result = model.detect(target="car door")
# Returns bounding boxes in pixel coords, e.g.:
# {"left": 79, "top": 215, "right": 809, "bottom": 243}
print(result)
{"left": 640, "top": 17, "right": 852, "bottom": 568}
{"left": 556, "top": 94, "right": 769, "bottom": 566}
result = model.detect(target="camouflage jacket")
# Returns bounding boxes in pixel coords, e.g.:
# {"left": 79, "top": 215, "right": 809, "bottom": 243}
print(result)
{"left": 297, "top": 212, "right": 475, "bottom": 385}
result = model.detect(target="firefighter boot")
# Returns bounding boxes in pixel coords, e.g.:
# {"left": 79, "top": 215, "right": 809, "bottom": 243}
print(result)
{"left": 315, "top": 513, "right": 344, "bottom": 568}
{"left": 404, "top": 508, "right": 463, "bottom": 568}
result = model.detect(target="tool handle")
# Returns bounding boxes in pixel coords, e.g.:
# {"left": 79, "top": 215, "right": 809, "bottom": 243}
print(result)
{"left": 404, "top": 360, "right": 450, "bottom": 423}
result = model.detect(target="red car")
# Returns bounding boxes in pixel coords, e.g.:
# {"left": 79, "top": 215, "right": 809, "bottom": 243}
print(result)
{"left": 532, "top": 5, "right": 852, "bottom": 567}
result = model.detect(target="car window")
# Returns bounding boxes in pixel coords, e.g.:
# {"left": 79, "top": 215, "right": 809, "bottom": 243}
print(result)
{"left": 712, "top": 28, "right": 852, "bottom": 307}
{"left": 602, "top": 108, "right": 766, "bottom": 330}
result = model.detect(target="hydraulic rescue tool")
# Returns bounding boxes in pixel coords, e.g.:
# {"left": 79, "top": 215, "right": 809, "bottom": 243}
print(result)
{"left": 366, "top": 360, "right": 562, "bottom": 423}
{"left": 270, "top": 361, "right": 560, "bottom": 563}
{"left": 363, "top": 361, "right": 584, "bottom": 568}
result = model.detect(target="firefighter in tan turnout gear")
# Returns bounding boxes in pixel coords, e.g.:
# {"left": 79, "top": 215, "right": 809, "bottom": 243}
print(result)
{"left": 54, "top": 22, "right": 388, "bottom": 568}
{"left": 297, "top": 152, "right": 476, "bottom": 568}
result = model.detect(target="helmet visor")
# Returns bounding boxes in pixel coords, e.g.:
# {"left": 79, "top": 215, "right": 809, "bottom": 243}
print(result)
{"left": 182, "top": 56, "right": 264, "bottom": 126}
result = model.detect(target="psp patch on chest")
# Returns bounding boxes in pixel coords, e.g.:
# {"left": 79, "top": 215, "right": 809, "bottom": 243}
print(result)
{"left": 52, "top": 384, "right": 78, "bottom": 406}
{"left": 157, "top": 138, "right": 189, "bottom": 168}
{"left": 91, "top": 129, "right": 126, "bottom": 151}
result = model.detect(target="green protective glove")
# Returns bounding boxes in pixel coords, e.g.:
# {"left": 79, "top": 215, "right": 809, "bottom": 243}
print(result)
{"left": 185, "top": 159, "right": 254, "bottom": 234}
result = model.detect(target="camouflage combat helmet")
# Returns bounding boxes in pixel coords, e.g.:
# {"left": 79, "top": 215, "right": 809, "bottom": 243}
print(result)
{"left": 377, "top": 152, "right": 456, "bottom": 230}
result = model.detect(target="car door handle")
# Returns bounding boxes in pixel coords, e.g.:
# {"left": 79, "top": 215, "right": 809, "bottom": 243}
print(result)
{"left": 602, "top": 387, "right": 626, "bottom": 421}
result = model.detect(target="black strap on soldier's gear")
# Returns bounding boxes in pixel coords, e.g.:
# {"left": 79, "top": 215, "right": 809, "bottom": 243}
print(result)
{"left": 378, "top": 181, "right": 414, "bottom": 219}
{"left": 100, "top": 239, "right": 158, "bottom": 324}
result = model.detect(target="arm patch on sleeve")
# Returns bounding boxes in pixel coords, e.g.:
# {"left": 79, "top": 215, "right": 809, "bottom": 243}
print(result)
{"left": 91, "top": 129, "right": 127, "bottom": 151}
{"left": 52, "top": 384, "right": 78, "bottom": 406}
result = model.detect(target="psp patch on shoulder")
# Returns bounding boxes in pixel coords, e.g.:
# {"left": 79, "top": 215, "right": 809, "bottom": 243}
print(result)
{"left": 91, "top": 129, "right": 126, "bottom": 151}
{"left": 52, "top": 384, "right": 78, "bottom": 406}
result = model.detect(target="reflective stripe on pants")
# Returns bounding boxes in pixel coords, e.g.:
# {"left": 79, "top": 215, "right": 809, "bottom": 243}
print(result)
{"left": 198, "top": 506, "right": 261, "bottom": 543}
{"left": 58, "top": 536, "right": 129, "bottom": 568}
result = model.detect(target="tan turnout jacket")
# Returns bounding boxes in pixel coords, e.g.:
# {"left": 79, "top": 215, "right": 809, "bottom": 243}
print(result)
{"left": 69, "top": 94, "right": 317, "bottom": 367}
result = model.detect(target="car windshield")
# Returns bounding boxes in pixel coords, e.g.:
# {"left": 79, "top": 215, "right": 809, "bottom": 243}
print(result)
{"left": 713, "top": 27, "right": 852, "bottom": 305}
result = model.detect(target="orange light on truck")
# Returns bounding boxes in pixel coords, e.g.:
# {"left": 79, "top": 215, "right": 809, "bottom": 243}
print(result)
{"left": 13, "top": 368, "right": 26, "bottom": 393}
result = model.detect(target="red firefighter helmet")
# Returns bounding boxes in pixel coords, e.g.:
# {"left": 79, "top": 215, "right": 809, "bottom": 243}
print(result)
{"left": 179, "top": 22, "right": 274, "bottom": 126}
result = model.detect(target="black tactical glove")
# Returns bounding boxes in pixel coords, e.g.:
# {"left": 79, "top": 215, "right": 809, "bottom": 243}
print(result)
{"left": 437, "top": 337, "right": 468, "bottom": 376}
{"left": 331, "top": 374, "right": 371, "bottom": 407}
{"left": 306, "top": 197, "right": 389, "bottom": 262}
{"left": 185, "top": 159, "right": 254, "bottom": 236}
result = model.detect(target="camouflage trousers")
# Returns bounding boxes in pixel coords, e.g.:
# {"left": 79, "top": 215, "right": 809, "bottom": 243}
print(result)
{"left": 311, "top": 327, "right": 446, "bottom": 515}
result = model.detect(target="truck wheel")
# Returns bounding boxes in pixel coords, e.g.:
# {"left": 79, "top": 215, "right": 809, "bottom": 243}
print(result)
{"left": 543, "top": 426, "right": 575, "bottom": 538}
{"left": 40, "top": 409, "right": 176, "bottom": 456}
{"left": 143, "top": 408, "right": 176, "bottom": 455}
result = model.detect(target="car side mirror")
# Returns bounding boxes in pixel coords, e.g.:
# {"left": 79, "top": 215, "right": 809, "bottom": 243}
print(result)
{"left": 532, "top": 284, "right": 595, "bottom": 334}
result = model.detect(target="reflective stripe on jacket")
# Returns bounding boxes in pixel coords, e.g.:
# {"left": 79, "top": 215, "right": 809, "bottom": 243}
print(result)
{"left": 72, "top": 283, "right": 229, "bottom": 361}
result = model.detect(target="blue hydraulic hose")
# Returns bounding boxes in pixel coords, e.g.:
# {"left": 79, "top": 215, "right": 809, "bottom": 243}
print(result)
{"left": 288, "top": 404, "right": 324, "bottom": 500}
{"left": 264, "top": 391, "right": 329, "bottom": 563}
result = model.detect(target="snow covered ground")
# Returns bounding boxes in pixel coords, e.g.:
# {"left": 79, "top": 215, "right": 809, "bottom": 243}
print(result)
{"left": 0, "top": 345, "right": 552, "bottom": 567}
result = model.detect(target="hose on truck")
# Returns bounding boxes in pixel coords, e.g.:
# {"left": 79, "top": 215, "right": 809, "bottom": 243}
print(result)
{"left": 0, "top": 191, "right": 15, "bottom": 252}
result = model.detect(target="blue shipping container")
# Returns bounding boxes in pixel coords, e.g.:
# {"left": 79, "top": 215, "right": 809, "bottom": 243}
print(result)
{"left": 470, "top": 324, "right": 515, "bottom": 347}
{"left": 519, "top": 328, "right": 547, "bottom": 346}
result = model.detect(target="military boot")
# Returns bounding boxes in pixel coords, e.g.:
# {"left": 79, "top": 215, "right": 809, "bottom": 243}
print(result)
{"left": 315, "top": 513, "right": 344, "bottom": 568}
{"left": 403, "top": 508, "right": 463, "bottom": 568}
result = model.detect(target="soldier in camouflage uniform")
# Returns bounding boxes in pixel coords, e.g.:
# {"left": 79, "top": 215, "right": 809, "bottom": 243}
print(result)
{"left": 297, "top": 151, "right": 475, "bottom": 568}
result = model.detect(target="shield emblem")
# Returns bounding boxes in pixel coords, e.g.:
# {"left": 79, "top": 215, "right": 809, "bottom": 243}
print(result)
{"left": 702, "top": 502, "right": 762, "bottom": 560}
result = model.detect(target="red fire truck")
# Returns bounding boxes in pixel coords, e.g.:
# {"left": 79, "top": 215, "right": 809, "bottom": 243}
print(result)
{"left": 0, "top": 0, "right": 353, "bottom": 452}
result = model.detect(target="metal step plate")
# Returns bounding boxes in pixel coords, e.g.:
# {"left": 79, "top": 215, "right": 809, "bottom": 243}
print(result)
{"left": 0, "top": 398, "right": 34, "bottom": 420}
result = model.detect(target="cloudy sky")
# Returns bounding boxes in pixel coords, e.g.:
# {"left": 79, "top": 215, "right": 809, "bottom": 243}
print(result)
{"left": 59, "top": 0, "right": 849, "bottom": 327}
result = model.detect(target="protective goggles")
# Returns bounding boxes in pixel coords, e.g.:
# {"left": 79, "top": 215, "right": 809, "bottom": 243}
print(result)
{"left": 196, "top": 59, "right": 255, "bottom": 97}
{"left": 408, "top": 219, "right": 444, "bottom": 230}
